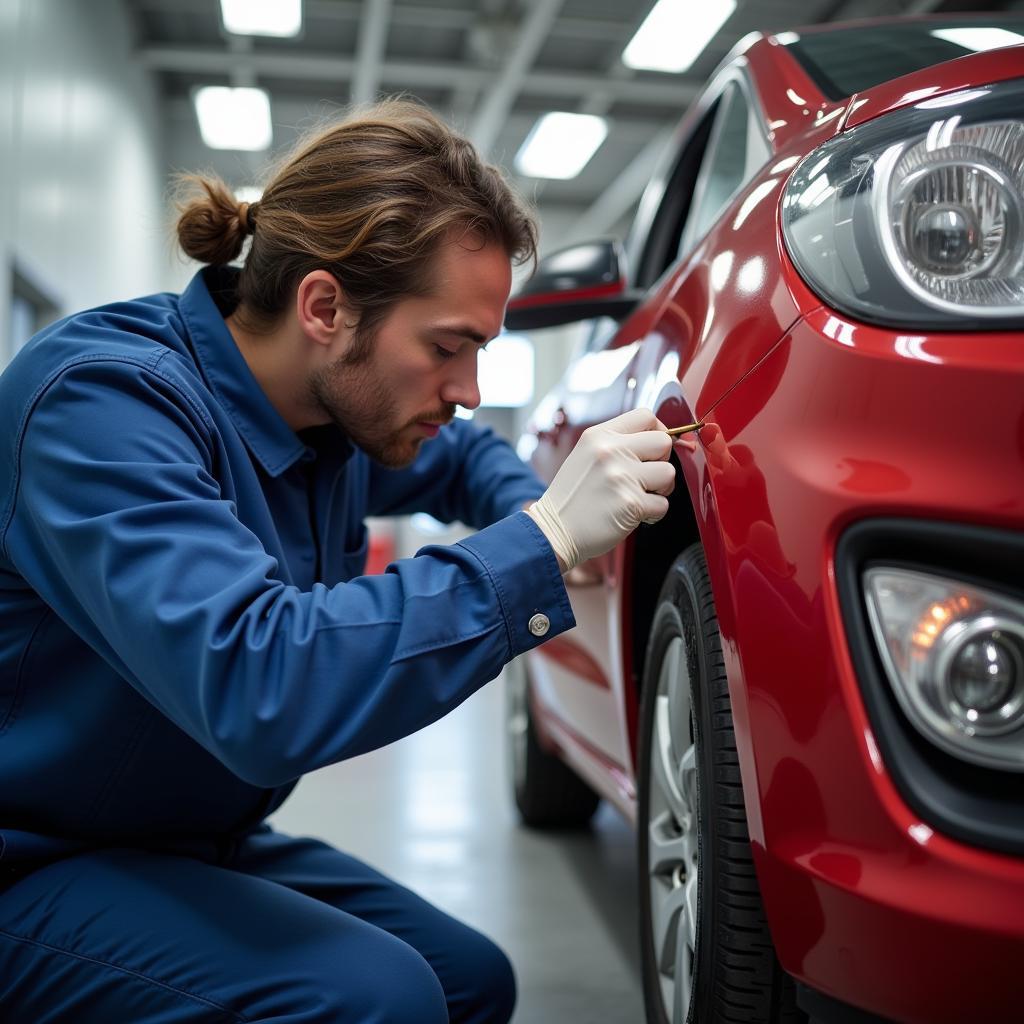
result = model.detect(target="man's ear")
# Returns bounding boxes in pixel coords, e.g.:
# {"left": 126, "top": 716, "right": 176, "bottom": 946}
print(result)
{"left": 295, "top": 270, "right": 358, "bottom": 350}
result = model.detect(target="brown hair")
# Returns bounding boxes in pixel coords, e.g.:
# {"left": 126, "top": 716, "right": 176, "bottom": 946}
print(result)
{"left": 175, "top": 99, "right": 537, "bottom": 342}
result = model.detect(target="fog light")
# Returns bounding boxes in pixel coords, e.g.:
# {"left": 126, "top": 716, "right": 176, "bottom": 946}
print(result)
{"left": 937, "top": 621, "right": 1024, "bottom": 736}
{"left": 864, "top": 568, "right": 1024, "bottom": 771}
{"left": 950, "top": 636, "right": 1018, "bottom": 712}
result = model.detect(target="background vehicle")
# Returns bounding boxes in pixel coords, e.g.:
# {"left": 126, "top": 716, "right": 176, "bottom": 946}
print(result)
{"left": 505, "top": 16, "right": 1024, "bottom": 1024}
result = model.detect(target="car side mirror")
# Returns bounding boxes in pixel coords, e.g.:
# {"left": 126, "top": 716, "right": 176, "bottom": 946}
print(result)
{"left": 505, "top": 239, "right": 643, "bottom": 331}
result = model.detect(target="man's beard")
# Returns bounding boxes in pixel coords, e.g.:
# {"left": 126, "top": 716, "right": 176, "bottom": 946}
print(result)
{"left": 308, "top": 352, "right": 455, "bottom": 469}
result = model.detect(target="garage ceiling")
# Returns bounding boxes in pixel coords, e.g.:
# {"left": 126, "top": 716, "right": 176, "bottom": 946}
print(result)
{"left": 125, "top": 0, "right": 1023, "bottom": 251}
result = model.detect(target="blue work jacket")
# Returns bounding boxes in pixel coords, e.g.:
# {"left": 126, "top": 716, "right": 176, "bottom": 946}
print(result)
{"left": 0, "top": 266, "right": 573, "bottom": 868}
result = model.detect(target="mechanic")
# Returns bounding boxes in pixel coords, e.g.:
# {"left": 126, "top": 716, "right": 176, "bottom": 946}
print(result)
{"left": 0, "top": 100, "right": 675, "bottom": 1023}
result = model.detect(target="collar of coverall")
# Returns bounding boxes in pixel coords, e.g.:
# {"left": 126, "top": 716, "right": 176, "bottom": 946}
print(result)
{"left": 180, "top": 266, "right": 351, "bottom": 477}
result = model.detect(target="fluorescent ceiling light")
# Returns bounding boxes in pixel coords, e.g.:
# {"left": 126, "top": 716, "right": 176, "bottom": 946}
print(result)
{"left": 514, "top": 113, "right": 608, "bottom": 180}
{"left": 623, "top": 0, "right": 737, "bottom": 73}
{"left": 220, "top": 0, "right": 302, "bottom": 37}
{"left": 931, "top": 27, "right": 1024, "bottom": 52}
{"left": 478, "top": 334, "right": 535, "bottom": 407}
{"left": 233, "top": 186, "right": 263, "bottom": 204}
{"left": 195, "top": 87, "right": 273, "bottom": 151}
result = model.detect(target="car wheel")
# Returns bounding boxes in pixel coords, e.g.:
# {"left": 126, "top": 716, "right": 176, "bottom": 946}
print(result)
{"left": 505, "top": 656, "right": 601, "bottom": 828}
{"left": 638, "top": 544, "right": 803, "bottom": 1024}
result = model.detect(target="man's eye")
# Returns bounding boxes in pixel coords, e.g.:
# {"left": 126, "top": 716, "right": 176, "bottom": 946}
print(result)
{"left": 434, "top": 345, "right": 457, "bottom": 361}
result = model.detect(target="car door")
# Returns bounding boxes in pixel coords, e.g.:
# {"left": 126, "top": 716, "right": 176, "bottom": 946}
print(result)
{"left": 526, "top": 67, "right": 772, "bottom": 790}
{"left": 524, "top": 311, "right": 649, "bottom": 781}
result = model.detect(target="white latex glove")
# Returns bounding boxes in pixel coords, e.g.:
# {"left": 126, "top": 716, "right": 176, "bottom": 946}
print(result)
{"left": 526, "top": 408, "right": 675, "bottom": 573}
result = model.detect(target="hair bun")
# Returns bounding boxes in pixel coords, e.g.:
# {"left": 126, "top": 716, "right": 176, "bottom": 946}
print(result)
{"left": 174, "top": 174, "right": 251, "bottom": 265}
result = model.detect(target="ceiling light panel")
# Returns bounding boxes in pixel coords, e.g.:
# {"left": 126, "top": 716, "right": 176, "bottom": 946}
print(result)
{"left": 195, "top": 87, "right": 273, "bottom": 151}
{"left": 220, "top": 0, "right": 302, "bottom": 38}
{"left": 514, "top": 112, "right": 609, "bottom": 180}
{"left": 623, "top": 0, "right": 737, "bottom": 73}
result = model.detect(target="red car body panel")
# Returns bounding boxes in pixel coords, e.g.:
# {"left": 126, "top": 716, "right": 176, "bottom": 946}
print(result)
{"left": 842, "top": 45, "right": 1024, "bottom": 130}
{"left": 523, "top": 19, "right": 1024, "bottom": 1023}
{"left": 703, "top": 306, "right": 1024, "bottom": 1018}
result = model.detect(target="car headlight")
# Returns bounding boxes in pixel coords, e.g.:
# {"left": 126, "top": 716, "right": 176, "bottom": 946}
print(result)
{"left": 864, "top": 567, "right": 1024, "bottom": 771}
{"left": 782, "top": 77, "right": 1024, "bottom": 328}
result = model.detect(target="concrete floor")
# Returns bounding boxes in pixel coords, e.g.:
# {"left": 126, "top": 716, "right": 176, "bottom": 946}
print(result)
{"left": 269, "top": 669, "right": 644, "bottom": 1023}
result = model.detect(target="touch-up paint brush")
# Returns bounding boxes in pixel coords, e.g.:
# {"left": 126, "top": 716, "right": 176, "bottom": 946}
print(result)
{"left": 665, "top": 422, "right": 705, "bottom": 437}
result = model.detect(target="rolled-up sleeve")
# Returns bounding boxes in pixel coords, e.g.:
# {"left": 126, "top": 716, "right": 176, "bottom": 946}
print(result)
{"left": 4, "top": 358, "right": 573, "bottom": 787}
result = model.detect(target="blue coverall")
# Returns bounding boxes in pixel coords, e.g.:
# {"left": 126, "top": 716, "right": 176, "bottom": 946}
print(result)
{"left": 0, "top": 266, "right": 575, "bottom": 1022}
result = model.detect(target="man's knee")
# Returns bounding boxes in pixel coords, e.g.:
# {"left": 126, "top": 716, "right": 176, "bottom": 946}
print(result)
{"left": 256, "top": 930, "right": 448, "bottom": 1024}
{"left": 351, "top": 941, "right": 449, "bottom": 1024}
{"left": 449, "top": 930, "right": 517, "bottom": 1024}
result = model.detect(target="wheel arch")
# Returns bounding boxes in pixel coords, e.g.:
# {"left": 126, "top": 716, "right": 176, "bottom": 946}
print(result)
{"left": 623, "top": 451, "right": 701, "bottom": 768}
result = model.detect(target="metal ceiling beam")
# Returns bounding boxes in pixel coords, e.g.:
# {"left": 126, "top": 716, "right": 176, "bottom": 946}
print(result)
{"left": 139, "top": 46, "right": 700, "bottom": 108}
{"left": 227, "top": 35, "right": 254, "bottom": 88}
{"left": 578, "top": 28, "right": 641, "bottom": 120}
{"left": 129, "top": 0, "right": 629, "bottom": 40}
{"left": 308, "top": 0, "right": 459, "bottom": 28}
{"left": 468, "top": 0, "right": 565, "bottom": 157}
{"left": 449, "top": 0, "right": 504, "bottom": 129}
{"left": 569, "top": 127, "right": 674, "bottom": 243}
{"left": 351, "top": 0, "right": 392, "bottom": 106}
{"left": 165, "top": 96, "right": 668, "bottom": 141}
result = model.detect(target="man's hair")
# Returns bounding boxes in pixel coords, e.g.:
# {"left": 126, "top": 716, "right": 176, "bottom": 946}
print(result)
{"left": 174, "top": 99, "right": 537, "bottom": 342}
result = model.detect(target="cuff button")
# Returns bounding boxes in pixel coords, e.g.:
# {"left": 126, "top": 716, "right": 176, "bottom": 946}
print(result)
{"left": 528, "top": 613, "right": 550, "bottom": 637}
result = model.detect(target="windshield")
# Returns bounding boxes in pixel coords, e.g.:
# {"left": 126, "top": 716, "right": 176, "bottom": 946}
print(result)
{"left": 782, "top": 19, "right": 1024, "bottom": 100}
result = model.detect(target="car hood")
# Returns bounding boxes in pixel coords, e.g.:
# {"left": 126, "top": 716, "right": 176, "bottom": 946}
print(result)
{"left": 843, "top": 44, "right": 1024, "bottom": 130}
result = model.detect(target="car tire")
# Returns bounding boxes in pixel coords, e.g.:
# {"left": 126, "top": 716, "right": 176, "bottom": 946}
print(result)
{"left": 638, "top": 544, "right": 803, "bottom": 1024}
{"left": 506, "top": 656, "right": 601, "bottom": 829}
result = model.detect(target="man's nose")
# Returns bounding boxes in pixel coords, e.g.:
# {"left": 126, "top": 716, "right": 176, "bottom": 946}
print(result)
{"left": 441, "top": 359, "right": 481, "bottom": 411}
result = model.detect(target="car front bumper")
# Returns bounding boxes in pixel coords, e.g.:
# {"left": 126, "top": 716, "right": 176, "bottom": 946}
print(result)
{"left": 698, "top": 306, "right": 1024, "bottom": 1024}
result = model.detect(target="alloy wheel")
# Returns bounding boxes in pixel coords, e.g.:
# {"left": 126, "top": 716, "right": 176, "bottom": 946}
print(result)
{"left": 646, "top": 633, "right": 699, "bottom": 1022}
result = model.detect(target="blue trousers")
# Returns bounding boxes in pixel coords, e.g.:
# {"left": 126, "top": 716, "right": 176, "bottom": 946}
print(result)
{"left": 0, "top": 829, "right": 516, "bottom": 1022}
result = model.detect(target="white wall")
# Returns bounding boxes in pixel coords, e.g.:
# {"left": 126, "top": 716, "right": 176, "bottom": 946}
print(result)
{"left": 0, "top": 0, "right": 173, "bottom": 365}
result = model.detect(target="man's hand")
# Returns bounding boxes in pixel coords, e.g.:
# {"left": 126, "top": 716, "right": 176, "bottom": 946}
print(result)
{"left": 525, "top": 408, "right": 675, "bottom": 574}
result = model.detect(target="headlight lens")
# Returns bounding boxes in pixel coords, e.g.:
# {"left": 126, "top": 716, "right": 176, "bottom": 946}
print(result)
{"left": 783, "top": 78, "right": 1024, "bottom": 328}
{"left": 949, "top": 635, "right": 1019, "bottom": 713}
{"left": 864, "top": 567, "right": 1024, "bottom": 770}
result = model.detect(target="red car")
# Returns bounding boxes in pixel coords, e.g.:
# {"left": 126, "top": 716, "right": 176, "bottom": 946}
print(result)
{"left": 504, "top": 15, "right": 1024, "bottom": 1024}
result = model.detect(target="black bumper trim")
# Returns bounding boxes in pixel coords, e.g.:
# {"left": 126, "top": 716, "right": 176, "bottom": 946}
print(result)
{"left": 797, "top": 982, "right": 893, "bottom": 1024}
